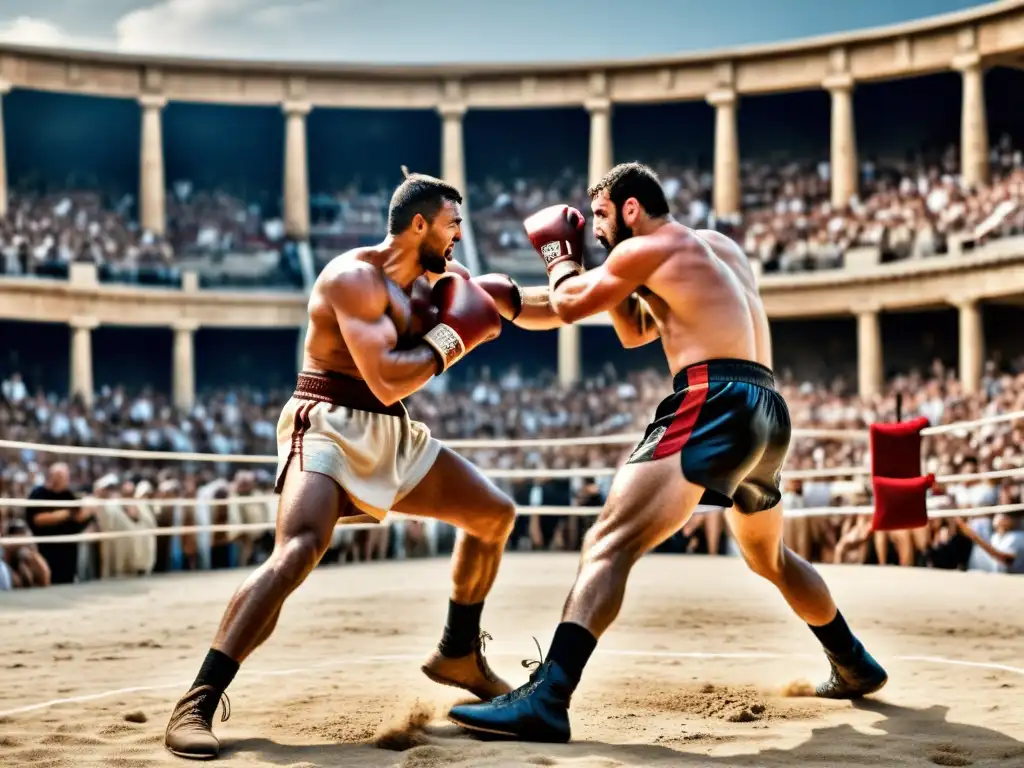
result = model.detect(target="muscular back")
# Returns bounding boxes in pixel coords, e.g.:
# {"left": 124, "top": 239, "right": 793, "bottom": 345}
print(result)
{"left": 633, "top": 223, "right": 759, "bottom": 376}
{"left": 695, "top": 229, "right": 773, "bottom": 368}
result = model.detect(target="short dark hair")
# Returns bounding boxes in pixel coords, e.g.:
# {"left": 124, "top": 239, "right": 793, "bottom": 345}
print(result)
{"left": 587, "top": 162, "right": 670, "bottom": 218}
{"left": 387, "top": 168, "right": 462, "bottom": 235}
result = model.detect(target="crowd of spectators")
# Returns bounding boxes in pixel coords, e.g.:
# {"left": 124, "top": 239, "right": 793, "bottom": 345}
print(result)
{"left": 471, "top": 136, "right": 1024, "bottom": 274}
{"left": 2, "top": 354, "right": 1022, "bottom": 591}
{"left": 3, "top": 136, "right": 1022, "bottom": 290}
{"left": 0, "top": 182, "right": 287, "bottom": 286}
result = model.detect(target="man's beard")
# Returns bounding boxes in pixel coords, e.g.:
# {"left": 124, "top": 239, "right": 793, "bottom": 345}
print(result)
{"left": 599, "top": 209, "right": 633, "bottom": 253}
{"left": 419, "top": 246, "right": 448, "bottom": 274}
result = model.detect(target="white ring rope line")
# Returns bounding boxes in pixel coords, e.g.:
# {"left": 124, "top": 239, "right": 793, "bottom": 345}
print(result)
{"left": 924, "top": 501, "right": 1024, "bottom": 519}
{"left": 934, "top": 466, "right": 1024, "bottom": 484}
{"left": 0, "top": 494, "right": 281, "bottom": 509}
{"left": 0, "top": 507, "right": 588, "bottom": 545}
{"left": 0, "top": 426, "right": 873, "bottom": 462}
{"left": 0, "top": 439, "right": 277, "bottom": 463}
{"left": 921, "top": 409, "right": 1024, "bottom": 436}
{"left": 3, "top": 498, "right": 1019, "bottom": 547}
{"left": 13, "top": 457, "right": 1024, "bottom": 513}
{"left": 4, "top": 458, "right": 1022, "bottom": 511}
{"left": 1, "top": 410, "right": 1020, "bottom": 465}
{"left": 1, "top": 648, "right": 1021, "bottom": 719}
{"left": 0, "top": 521, "right": 379, "bottom": 545}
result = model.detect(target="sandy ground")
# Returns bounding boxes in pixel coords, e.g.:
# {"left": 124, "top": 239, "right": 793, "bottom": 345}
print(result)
{"left": 1, "top": 554, "right": 1023, "bottom": 768}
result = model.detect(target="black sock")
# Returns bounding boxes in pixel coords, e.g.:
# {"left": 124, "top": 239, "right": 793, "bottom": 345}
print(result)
{"left": 439, "top": 600, "right": 484, "bottom": 657}
{"left": 191, "top": 649, "right": 240, "bottom": 694}
{"left": 544, "top": 622, "right": 598, "bottom": 687}
{"left": 809, "top": 611, "right": 856, "bottom": 656}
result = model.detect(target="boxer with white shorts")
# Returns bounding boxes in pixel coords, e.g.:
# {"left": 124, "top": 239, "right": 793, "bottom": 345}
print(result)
{"left": 165, "top": 171, "right": 564, "bottom": 760}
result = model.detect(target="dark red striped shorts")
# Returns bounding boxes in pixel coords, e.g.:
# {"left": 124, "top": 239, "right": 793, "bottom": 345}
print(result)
{"left": 626, "top": 358, "right": 791, "bottom": 514}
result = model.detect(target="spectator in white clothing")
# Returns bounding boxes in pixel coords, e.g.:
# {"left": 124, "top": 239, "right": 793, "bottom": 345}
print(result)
{"left": 957, "top": 513, "right": 1024, "bottom": 574}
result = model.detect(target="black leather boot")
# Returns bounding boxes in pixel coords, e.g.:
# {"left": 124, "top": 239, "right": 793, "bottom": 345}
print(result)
{"left": 448, "top": 659, "right": 575, "bottom": 743}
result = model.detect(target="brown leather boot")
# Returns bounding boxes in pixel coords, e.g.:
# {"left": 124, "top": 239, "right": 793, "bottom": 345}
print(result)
{"left": 421, "top": 631, "right": 513, "bottom": 701}
{"left": 164, "top": 685, "right": 230, "bottom": 760}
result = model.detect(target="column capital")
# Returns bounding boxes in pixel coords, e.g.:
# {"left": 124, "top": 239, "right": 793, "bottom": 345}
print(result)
{"left": 69, "top": 316, "right": 100, "bottom": 331}
{"left": 822, "top": 73, "right": 854, "bottom": 92}
{"left": 0, "top": 79, "right": 10, "bottom": 96}
{"left": 139, "top": 93, "right": 167, "bottom": 110}
{"left": 437, "top": 102, "right": 467, "bottom": 120}
{"left": 952, "top": 51, "right": 982, "bottom": 72}
{"left": 949, "top": 293, "right": 980, "bottom": 309}
{"left": 282, "top": 100, "right": 312, "bottom": 117}
{"left": 706, "top": 88, "right": 737, "bottom": 108}
{"left": 585, "top": 97, "right": 612, "bottom": 115}
{"left": 851, "top": 302, "right": 881, "bottom": 316}
{"left": 172, "top": 319, "right": 201, "bottom": 333}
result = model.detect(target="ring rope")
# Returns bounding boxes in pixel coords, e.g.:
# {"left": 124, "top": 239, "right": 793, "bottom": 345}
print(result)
{"left": 0, "top": 411, "right": 1020, "bottom": 463}
{"left": 3, "top": 460, "right": 1015, "bottom": 513}
{"left": 2, "top": 500, "right": 1019, "bottom": 547}
{"left": 0, "top": 429, "right": 868, "bottom": 462}
{"left": 920, "top": 410, "right": 1024, "bottom": 436}
{"left": 3, "top": 409, "right": 1022, "bottom": 548}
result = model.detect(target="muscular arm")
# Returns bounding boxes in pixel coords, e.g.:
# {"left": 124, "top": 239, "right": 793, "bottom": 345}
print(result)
{"left": 608, "top": 293, "right": 660, "bottom": 348}
{"left": 325, "top": 267, "right": 437, "bottom": 405}
{"left": 549, "top": 236, "right": 666, "bottom": 324}
{"left": 449, "top": 259, "right": 564, "bottom": 330}
{"left": 515, "top": 286, "right": 565, "bottom": 331}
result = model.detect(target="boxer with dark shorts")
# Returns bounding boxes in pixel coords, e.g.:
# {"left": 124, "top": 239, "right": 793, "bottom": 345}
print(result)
{"left": 627, "top": 358, "right": 789, "bottom": 513}
{"left": 450, "top": 163, "right": 887, "bottom": 743}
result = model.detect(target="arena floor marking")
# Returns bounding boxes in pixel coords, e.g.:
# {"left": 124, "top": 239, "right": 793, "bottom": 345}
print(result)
{"left": 2, "top": 649, "right": 1022, "bottom": 719}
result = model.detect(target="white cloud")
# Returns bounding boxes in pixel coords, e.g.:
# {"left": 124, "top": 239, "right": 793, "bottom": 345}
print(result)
{"left": 114, "top": 0, "right": 262, "bottom": 55}
{"left": 251, "top": 1, "right": 331, "bottom": 27}
{"left": 0, "top": 16, "right": 80, "bottom": 47}
{"left": 0, "top": 15, "right": 116, "bottom": 51}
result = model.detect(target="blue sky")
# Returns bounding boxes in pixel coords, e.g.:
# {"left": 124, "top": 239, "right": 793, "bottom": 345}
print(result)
{"left": 0, "top": 0, "right": 994, "bottom": 63}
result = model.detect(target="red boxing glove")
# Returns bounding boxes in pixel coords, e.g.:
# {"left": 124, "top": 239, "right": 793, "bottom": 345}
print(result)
{"left": 472, "top": 273, "right": 523, "bottom": 321}
{"left": 523, "top": 204, "right": 586, "bottom": 289}
{"left": 423, "top": 275, "right": 502, "bottom": 373}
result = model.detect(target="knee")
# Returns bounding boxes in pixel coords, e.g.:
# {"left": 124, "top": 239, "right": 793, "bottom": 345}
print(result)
{"left": 477, "top": 495, "right": 516, "bottom": 545}
{"left": 268, "top": 530, "right": 324, "bottom": 585}
{"left": 743, "top": 543, "right": 785, "bottom": 583}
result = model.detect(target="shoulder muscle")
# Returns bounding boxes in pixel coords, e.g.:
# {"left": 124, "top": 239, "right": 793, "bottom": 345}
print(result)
{"left": 321, "top": 262, "right": 388, "bottom": 322}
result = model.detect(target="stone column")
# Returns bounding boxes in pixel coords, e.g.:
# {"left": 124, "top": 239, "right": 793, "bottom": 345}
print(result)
{"left": 558, "top": 325, "right": 581, "bottom": 387}
{"left": 587, "top": 98, "right": 613, "bottom": 188}
{"left": 957, "top": 299, "right": 983, "bottom": 395}
{"left": 283, "top": 101, "right": 311, "bottom": 240}
{"left": 954, "top": 52, "right": 989, "bottom": 188}
{"left": 0, "top": 80, "right": 9, "bottom": 218}
{"left": 139, "top": 95, "right": 167, "bottom": 236}
{"left": 173, "top": 320, "right": 199, "bottom": 411}
{"left": 707, "top": 89, "right": 740, "bottom": 216}
{"left": 439, "top": 104, "right": 467, "bottom": 196}
{"left": 856, "top": 308, "right": 882, "bottom": 398}
{"left": 825, "top": 74, "right": 858, "bottom": 208}
{"left": 69, "top": 317, "right": 99, "bottom": 407}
